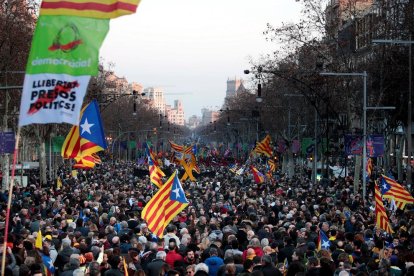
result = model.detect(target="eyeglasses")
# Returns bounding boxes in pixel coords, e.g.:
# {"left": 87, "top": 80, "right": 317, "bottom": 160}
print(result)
{"left": 186, "top": 271, "right": 193, "bottom": 274}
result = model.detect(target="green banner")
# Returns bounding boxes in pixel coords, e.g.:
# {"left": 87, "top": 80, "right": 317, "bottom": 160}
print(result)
{"left": 53, "top": 136, "right": 65, "bottom": 153}
{"left": 301, "top": 138, "right": 328, "bottom": 156}
{"left": 301, "top": 138, "right": 314, "bottom": 156}
{"left": 26, "top": 16, "right": 109, "bottom": 76}
{"left": 128, "top": 141, "right": 136, "bottom": 149}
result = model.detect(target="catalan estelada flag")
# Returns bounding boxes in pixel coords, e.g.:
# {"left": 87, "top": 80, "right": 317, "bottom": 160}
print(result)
{"left": 380, "top": 174, "right": 414, "bottom": 210}
{"left": 317, "top": 230, "right": 330, "bottom": 251}
{"left": 61, "top": 100, "right": 107, "bottom": 169}
{"left": 169, "top": 140, "right": 185, "bottom": 152}
{"left": 40, "top": 0, "right": 141, "bottom": 19}
{"left": 253, "top": 135, "right": 273, "bottom": 157}
{"left": 148, "top": 154, "right": 165, "bottom": 188}
{"left": 375, "top": 182, "right": 393, "bottom": 234}
{"left": 250, "top": 165, "right": 264, "bottom": 184}
{"left": 141, "top": 171, "right": 189, "bottom": 238}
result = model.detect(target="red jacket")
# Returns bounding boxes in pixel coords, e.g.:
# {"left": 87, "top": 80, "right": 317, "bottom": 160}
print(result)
{"left": 165, "top": 250, "right": 183, "bottom": 268}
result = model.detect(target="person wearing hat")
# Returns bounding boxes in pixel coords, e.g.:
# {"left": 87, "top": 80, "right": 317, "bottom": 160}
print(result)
{"left": 43, "top": 235, "right": 58, "bottom": 264}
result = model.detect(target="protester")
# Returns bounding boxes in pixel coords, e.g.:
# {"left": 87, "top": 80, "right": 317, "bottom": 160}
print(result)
{"left": 0, "top": 158, "right": 413, "bottom": 276}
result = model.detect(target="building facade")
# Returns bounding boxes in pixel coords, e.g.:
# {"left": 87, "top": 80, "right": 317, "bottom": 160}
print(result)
{"left": 226, "top": 77, "right": 245, "bottom": 97}
{"left": 166, "top": 100, "right": 185, "bottom": 126}
{"left": 143, "top": 87, "right": 166, "bottom": 115}
{"left": 201, "top": 108, "right": 220, "bottom": 126}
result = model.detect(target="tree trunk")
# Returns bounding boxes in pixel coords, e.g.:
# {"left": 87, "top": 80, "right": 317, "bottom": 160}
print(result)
{"left": 39, "top": 141, "right": 47, "bottom": 186}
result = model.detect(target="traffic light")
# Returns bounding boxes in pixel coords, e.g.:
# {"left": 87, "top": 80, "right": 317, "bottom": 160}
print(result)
{"left": 153, "top": 128, "right": 157, "bottom": 135}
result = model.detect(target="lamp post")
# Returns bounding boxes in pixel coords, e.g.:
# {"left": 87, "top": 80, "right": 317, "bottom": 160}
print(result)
{"left": 320, "top": 72, "right": 395, "bottom": 198}
{"left": 372, "top": 37, "right": 413, "bottom": 187}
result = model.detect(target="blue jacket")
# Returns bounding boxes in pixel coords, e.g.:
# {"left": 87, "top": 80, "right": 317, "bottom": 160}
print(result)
{"left": 204, "top": 256, "right": 224, "bottom": 276}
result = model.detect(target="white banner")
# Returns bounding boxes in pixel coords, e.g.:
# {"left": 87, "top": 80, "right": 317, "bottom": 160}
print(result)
{"left": 19, "top": 73, "right": 90, "bottom": 126}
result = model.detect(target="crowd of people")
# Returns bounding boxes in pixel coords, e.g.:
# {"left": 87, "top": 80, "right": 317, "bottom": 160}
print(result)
{"left": 1, "top": 159, "right": 414, "bottom": 276}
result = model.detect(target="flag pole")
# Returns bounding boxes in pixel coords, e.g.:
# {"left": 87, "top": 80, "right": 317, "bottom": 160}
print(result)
{"left": 1, "top": 127, "right": 21, "bottom": 275}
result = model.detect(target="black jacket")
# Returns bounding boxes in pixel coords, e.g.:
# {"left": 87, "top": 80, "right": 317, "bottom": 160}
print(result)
{"left": 145, "top": 258, "right": 167, "bottom": 276}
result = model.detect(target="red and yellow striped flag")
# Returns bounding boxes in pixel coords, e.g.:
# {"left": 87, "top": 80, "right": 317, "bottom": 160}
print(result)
{"left": 253, "top": 135, "right": 273, "bottom": 157}
{"left": 141, "top": 171, "right": 189, "bottom": 238}
{"left": 40, "top": 0, "right": 141, "bottom": 19}
{"left": 375, "top": 182, "right": 393, "bottom": 234}
{"left": 381, "top": 174, "right": 414, "bottom": 210}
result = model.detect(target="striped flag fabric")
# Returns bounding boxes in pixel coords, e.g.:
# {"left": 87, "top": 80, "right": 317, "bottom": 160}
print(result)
{"left": 141, "top": 171, "right": 189, "bottom": 238}
{"left": 73, "top": 152, "right": 102, "bottom": 169}
{"left": 380, "top": 174, "right": 414, "bottom": 210}
{"left": 266, "top": 158, "right": 276, "bottom": 179}
{"left": 366, "top": 157, "right": 373, "bottom": 179}
{"left": 61, "top": 100, "right": 107, "bottom": 169}
{"left": 250, "top": 166, "right": 265, "bottom": 184}
{"left": 375, "top": 182, "right": 394, "bottom": 234}
{"left": 40, "top": 0, "right": 141, "bottom": 19}
{"left": 253, "top": 135, "right": 273, "bottom": 157}
{"left": 147, "top": 155, "right": 165, "bottom": 189}
{"left": 123, "top": 256, "right": 129, "bottom": 276}
{"left": 169, "top": 140, "right": 185, "bottom": 152}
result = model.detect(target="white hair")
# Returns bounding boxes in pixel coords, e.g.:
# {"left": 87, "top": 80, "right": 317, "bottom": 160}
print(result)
{"left": 156, "top": 251, "right": 166, "bottom": 260}
{"left": 195, "top": 263, "right": 209, "bottom": 273}
{"left": 261, "top": 238, "right": 269, "bottom": 248}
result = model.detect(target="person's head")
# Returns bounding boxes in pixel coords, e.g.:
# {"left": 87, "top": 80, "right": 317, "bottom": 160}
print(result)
{"left": 194, "top": 263, "right": 209, "bottom": 274}
{"left": 186, "top": 264, "right": 196, "bottom": 276}
{"left": 307, "top": 256, "right": 319, "bottom": 268}
{"left": 322, "top": 222, "right": 329, "bottom": 232}
{"left": 87, "top": 261, "right": 101, "bottom": 276}
{"left": 247, "top": 230, "right": 255, "bottom": 240}
{"left": 186, "top": 249, "right": 195, "bottom": 261}
{"left": 261, "top": 255, "right": 272, "bottom": 266}
{"left": 168, "top": 238, "right": 177, "bottom": 251}
{"left": 209, "top": 247, "right": 218, "bottom": 257}
{"left": 167, "top": 224, "right": 177, "bottom": 233}
{"left": 156, "top": 251, "right": 167, "bottom": 261}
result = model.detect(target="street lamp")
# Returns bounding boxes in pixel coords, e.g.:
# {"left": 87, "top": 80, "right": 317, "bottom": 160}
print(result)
{"left": 320, "top": 71, "right": 395, "bottom": 199}
{"left": 244, "top": 69, "right": 263, "bottom": 103}
{"left": 372, "top": 38, "right": 413, "bottom": 186}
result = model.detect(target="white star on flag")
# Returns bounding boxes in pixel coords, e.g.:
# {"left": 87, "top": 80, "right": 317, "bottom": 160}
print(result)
{"left": 172, "top": 187, "right": 180, "bottom": 198}
{"left": 322, "top": 240, "right": 330, "bottom": 248}
{"left": 81, "top": 118, "right": 94, "bottom": 135}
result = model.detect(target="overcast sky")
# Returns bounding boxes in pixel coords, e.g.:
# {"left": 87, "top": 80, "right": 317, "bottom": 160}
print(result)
{"left": 100, "top": 0, "right": 302, "bottom": 119}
